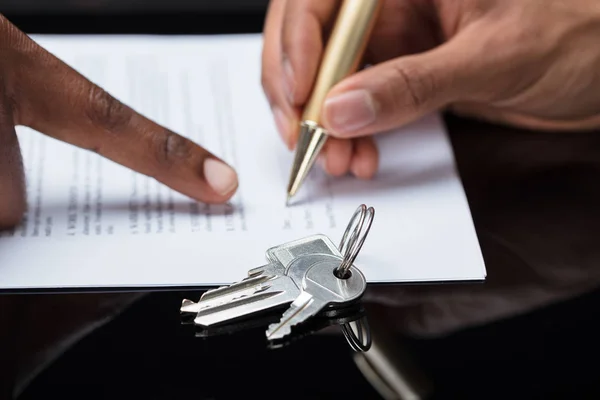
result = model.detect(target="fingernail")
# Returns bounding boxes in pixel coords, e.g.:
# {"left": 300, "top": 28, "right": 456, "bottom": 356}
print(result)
{"left": 273, "top": 106, "right": 290, "bottom": 149}
{"left": 324, "top": 90, "right": 377, "bottom": 135}
{"left": 204, "top": 158, "right": 238, "bottom": 196}
{"left": 282, "top": 56, "right": 295, "bottom": 103}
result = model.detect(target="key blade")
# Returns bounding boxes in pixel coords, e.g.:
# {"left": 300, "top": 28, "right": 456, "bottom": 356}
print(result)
{"left": 181, "top": 262, "right": 286, "bottom": 314}
{"left": 265, "top": 291, "right": 319, "bottom": 340}
{"left": 180, "top": 298, "right": 201, "bottom": 316}
{"left": 198, "top": 275, "right": 276, "bottom": 306}
{"left": 194, "top": 278, "right": 299, "bottom": 327}
{"left": 180, "top": 277, "right": 274, "bottom": 314}
{"left": 181, "top": 298, "right": 197, "bottom": 311}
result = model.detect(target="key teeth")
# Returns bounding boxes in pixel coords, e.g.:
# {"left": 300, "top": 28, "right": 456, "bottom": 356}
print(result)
{"left": 201, "top": 284, "right": 232, "bottom": 298}
{"left": 198, "top": 274, "right": 277, "bottom": 305}
{"left": 193, "top": 284, "right": 273, "bottom": 312}
{"left": 247, "top": 263, "right": 274, "bottom": 278}
{"left": 266, "top": 325, "right": 292, "bottom": 339}
{"left": 246, "top": 268, "right": 266, "bottom": 278}
{"left": 266, "top": 322, "right": 292, "bottom": 338}
{"left": 201, "top": 264, "right": 272, "bottom": 299}
{"left": 265, "top": 304, "right": 300, "bottom": 339}
{"left": 210, "top": 284, "right": 271, "bottom": 307}
{"left": 194, "top": 290, "right": 288, "bottom": 327}
{"left": 180, "top": 299, "right": 197, "bottom": 313}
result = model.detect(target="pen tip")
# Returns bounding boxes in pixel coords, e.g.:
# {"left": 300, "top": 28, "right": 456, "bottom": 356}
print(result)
{"left": 285, "top": 195, "right": 292, "bottom": 207}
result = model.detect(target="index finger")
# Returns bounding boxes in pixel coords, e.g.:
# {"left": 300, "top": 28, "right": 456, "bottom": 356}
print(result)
{"left": 4, "top": 18, "right": 238, "bottom": 204}
{"left": 280, "top": 0, "right": 340, "bottom": 107}
{"left": 261, "top": 0, "right": 340, "bottom": 149}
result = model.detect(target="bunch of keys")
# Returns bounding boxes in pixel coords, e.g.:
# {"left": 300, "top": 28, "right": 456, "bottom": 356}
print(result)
{"left": 180, "top": 204, "right": 375, "bottom": 352}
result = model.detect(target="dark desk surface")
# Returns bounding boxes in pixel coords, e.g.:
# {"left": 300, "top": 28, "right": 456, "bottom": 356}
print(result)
{"left": 6, "top": 10, "right": 600, "bottom": 400}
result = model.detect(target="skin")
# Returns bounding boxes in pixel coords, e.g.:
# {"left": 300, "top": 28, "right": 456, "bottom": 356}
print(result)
{"left": 0, "top": 15, "right": 238, "bottom": 397}
{"left": 261, "top": 0, "right": 600, "bottom": 337}
{"left": 0, "top": 15, "right": 239, "bottom": 229}
{"left": 261, "top": 0, "right": 600, "bottom": 179}
{"left": 2, "top": 1, "right": 600, "bottom": 393}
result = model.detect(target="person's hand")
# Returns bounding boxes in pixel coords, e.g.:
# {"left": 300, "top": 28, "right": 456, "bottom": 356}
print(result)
{"left": 0, "top": 15, "right": 238, "bottom": 229}
{"left": 261, "top": 0, "right": 600, "bottom": 338}
{"left": 261, "top": 0, "right": 600, "bottom": 179}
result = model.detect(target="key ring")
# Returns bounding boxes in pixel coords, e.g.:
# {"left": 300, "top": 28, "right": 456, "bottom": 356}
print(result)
{"left": 336, "top": 204, "right": 375, "bottom": 278}
{"left": 341, "top": 316, "right": 372, "bottom": 352}
{"left": 337, "top": 204, "right": 374, "bottom": 352}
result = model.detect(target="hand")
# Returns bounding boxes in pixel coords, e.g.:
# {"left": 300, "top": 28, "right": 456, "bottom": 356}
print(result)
{"left": 261, "top": 0, "right": 600, "bottom": 337}
{"left": 0, "top": 15, "right": 238, "bottom": 229}
{"left": 261, "top": 0, "right": 600, "bottom": 179}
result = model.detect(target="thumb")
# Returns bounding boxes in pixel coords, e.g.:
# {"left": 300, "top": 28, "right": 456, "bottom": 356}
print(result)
{"left": 321, "top": 31, "right": 481, "bottom": 138}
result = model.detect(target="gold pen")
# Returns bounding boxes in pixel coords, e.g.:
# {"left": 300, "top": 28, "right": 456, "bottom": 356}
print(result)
{"left": 285, "top": 0, "right": 382, "bottom": 205}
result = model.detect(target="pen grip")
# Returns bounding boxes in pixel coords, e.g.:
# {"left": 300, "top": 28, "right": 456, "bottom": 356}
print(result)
{"left": 302, "top": 0, "right": 382, "bottom": 124}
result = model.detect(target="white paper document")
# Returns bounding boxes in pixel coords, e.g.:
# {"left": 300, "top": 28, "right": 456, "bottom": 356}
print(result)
{"left": 0, "top": 34, "right": 486, "bottom": 290}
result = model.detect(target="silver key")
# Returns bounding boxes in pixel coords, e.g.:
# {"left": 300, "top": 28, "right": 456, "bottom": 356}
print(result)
{"left": 180, "top": 233, "right": 341, "bottom": 315}
{"left": 265, "top": 254, "right": 367, "bottom": 340}
{"left": 180, "top": 234, "right": 342, "bottom": 327}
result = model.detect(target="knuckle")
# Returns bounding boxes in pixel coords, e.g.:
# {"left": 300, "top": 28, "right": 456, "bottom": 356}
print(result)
{"left": 389, "top": 61, "right": 436, "bottom": 112}
{"left": 281, "top": 16, "right": 319, "bottom": 66}
{"left": 85, "top": 85, "right": 131, "bottom": 132}
{"left": 155, "top": 129, "right": 193, "bottom": 169}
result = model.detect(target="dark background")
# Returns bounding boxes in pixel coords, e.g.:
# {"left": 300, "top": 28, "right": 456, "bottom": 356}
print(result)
{"left": 1, "top": 0, "right": 270, "bottom": 14}
{"left": 3, "top": 2, "right": 600, "bottom": 399}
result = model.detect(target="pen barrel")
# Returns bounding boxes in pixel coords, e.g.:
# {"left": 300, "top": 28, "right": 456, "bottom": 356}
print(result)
{"left": 302, "top": 0, "right": 382, "bottom": 124}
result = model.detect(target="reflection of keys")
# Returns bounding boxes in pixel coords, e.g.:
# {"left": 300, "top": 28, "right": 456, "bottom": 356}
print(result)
{"left": 189, "top": 297, "right": 368, "bottom": 351}
{"left": 265, "top": 254, "right": 367, "bottom": 341}
{"left": 180, "top": 234, "right": 342, "bottom": 327}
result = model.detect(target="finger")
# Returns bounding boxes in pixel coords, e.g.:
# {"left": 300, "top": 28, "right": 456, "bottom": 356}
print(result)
{"left": 7, "top": 25, "right": 237, "bottom": 204}
{"left": 321, "top": 29, "right": 483, "bottom": 138}
{"left": 349, "top": 136, "right": 378, "bottom": 179}
{"left": 320, "top": 137, "right": 352, "bottom": 177}
{"left": 261, "top": 0, "right": 299, "bottom": 150}
{"left": 0, "top": 88, "right": 25, "bottom": 228}
{"left": 280, "top": 0, "right": 340, "bottom": 106}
